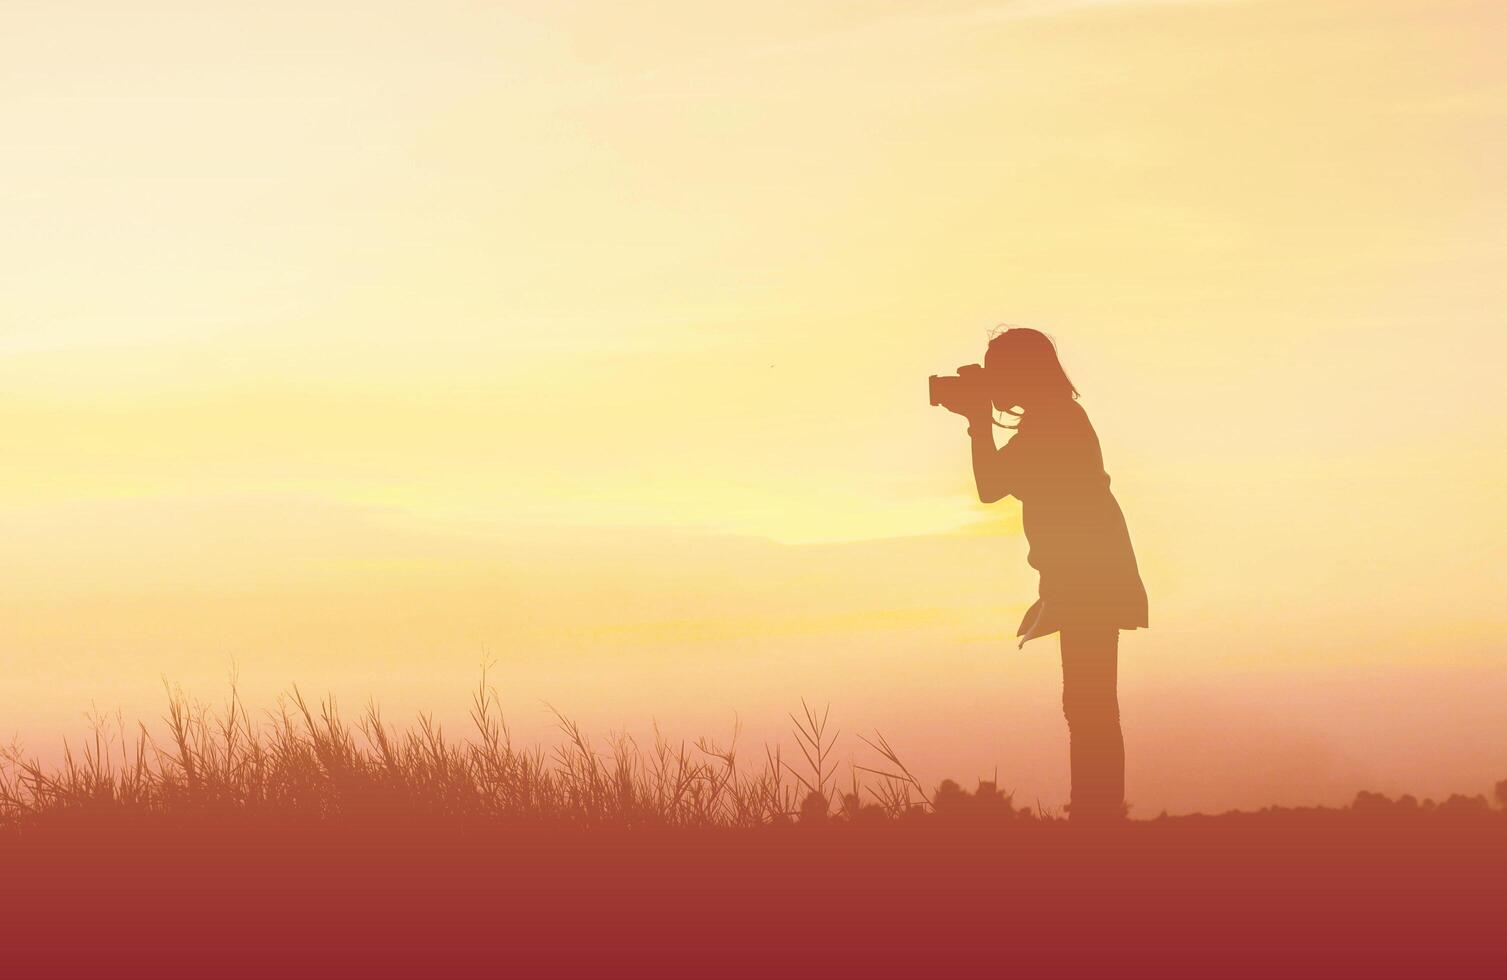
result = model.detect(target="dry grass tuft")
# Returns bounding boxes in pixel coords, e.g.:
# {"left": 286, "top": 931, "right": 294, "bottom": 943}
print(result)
{"left": 2, "top": 672, "right": 1006, "bottom": 830}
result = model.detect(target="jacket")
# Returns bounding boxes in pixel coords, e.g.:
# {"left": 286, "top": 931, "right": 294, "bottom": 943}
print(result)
{"left": 991, "top": 398, "right": 1149, "bottom": 648}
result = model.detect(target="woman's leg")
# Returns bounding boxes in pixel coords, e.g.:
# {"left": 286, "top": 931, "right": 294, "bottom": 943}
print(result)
{"left": 1060, "top": 627, "right": 1125, "bottom": 822}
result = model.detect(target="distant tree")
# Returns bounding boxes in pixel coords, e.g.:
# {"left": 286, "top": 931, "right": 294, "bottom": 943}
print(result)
{"left": 1495, "top": 779, "right": 1507, "bottom": 809}
{"left": 1438, "top": 794, "right": 1490, "bottom": 817}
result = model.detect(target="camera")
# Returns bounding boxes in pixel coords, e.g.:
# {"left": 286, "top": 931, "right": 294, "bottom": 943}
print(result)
{"left": 929, "top": 363, "right": 986, "bottom": 411}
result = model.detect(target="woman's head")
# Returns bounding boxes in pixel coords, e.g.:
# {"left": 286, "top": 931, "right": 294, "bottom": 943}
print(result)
{"left": 983, "top": 327, "right": 1080, "bottom": 422}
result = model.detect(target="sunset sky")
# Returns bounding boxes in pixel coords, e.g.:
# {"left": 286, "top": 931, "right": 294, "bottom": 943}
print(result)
{"left": 3, "top": 0, "right": 1504, "bottom": 814}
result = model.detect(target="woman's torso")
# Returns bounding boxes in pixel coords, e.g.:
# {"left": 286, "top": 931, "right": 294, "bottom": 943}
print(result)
{"left": 1010, "top": 400, "right": 1148, "bottom": 631}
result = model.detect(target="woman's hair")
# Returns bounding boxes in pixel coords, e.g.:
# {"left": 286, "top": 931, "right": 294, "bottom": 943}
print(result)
{"left": 985, "top": 326, "right": 1080, "bottom": 429}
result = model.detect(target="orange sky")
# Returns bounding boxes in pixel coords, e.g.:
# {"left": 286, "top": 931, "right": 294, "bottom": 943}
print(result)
{"left": 3, "top": 0, "right": 1504, "bottom": 814}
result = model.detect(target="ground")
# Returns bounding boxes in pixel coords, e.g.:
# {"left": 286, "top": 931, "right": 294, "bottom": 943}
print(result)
{"left": 4, "top": 805, "right": 1502, "bottom": 978}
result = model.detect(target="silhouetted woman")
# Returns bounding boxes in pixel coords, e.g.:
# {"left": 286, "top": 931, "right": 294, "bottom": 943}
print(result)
{"left": 945, "top": 328, "right": 1148, "bottom": 822}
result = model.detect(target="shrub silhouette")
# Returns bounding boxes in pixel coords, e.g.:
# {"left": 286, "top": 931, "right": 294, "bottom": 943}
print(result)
{"left": 799, "top": 790, "right": 829, "bottom": 825}
{"left": 931, "top": 779, "right": 1030, "bottom": 825}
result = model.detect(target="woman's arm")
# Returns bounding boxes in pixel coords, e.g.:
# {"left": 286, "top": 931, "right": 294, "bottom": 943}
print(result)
{"left": 939, "top": 369, "right": 1020, "bottom": 503}
{"left": 968, "top": 417, "right": 1016, "bottom": 504}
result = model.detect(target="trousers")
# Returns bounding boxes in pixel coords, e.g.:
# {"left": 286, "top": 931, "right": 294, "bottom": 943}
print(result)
{"left": 1060, "top": 627, "right": 1125, "bottom": 821}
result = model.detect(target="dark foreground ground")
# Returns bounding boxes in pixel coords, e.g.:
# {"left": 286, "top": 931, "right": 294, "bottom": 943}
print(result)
{"left": 3, "top": 808, "right": 1504, "bottom": 979}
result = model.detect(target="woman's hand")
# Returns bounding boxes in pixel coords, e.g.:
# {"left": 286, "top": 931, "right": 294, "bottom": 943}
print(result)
{"left": 948, "top": 402, "right": 995, "bottom": 429}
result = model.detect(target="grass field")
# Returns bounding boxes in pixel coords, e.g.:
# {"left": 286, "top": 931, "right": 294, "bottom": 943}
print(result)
{"left": 3, "top": 682, "right": 1504, "bottom": 977}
